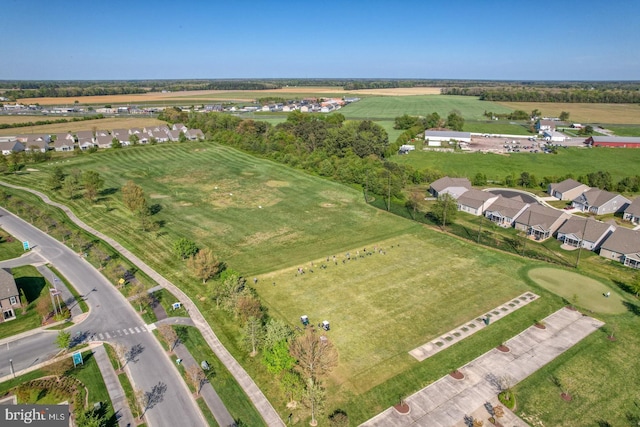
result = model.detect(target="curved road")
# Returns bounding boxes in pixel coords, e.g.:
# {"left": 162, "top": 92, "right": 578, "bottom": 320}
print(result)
{"left": 0, "top": 181, "right": 284, "bottom": 427}
{"left": 0, "top": 207, "right": 205, "bottom": 427}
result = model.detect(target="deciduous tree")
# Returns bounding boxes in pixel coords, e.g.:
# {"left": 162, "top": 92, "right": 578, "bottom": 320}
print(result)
{"left": 430, "top": 193, "right": 457, "bottom": 228}
{"left": 187, "top": 248, "right": 222, "bottom": 283}
{"left": 82, "top": 170, "right": 104, "bottom": 202}
{"left": 56, "top": 330, "right": 71, "bottom": 351}
{"left": 174, "top": 238, "right": 198, "bottom": 260}
{"left": 158, "top": 324, "right": 178, "bottom": 352}
{"left": 186, "top": 365, "right": 206, "bottom": 396}
{"left": 242, "top": 316, "right": 264, "bottom": 357}
{"left": 46, "top": 166, "right": 65, "bottom": 191}
{"left": 290, "top": 329, "right": 338, "bottom": 382}
{"left": 262, "top": 339, "right": 296, "bottom": 374}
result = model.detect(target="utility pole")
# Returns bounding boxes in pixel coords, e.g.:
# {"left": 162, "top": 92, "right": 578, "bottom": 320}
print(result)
{"left": 477, "top": 201, "right": 485, "bottom": 244}
{"left": 522, "top": 207, "right": 532, "bottom": 257}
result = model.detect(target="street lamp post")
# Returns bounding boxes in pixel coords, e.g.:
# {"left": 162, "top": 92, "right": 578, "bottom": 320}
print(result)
{"left": 9, "top": 358, "right": 15, "bottom": 378}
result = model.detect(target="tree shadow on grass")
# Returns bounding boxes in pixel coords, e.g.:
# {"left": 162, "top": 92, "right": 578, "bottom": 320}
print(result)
{"left": 17, "top": 276, "right": 46, "bottom": 303}
{"left": 623, "top": 301, "right": 640, "bottom": 316}
{"left": 613, "top": 279, "right": 633, "bottom": 295}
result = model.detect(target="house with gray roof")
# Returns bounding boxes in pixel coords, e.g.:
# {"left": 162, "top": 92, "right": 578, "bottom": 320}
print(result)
{"left": 456, "top": 189, "right": 498, "bottom": 216}
{"left": 75, "top": 130, "right": 95, "bottom": 141}
{"left": 78, "top": 138, "right": 95, "bottom": 150}
{"left": 548, "top": 179, "right": 590, "bottom": 200}
{"left": 0, "top": 268, "right": 20, "bottom": 323}
{"left": 167, "top": 129, "right": 182, "bottom": 142}
{"left": 623, "top": 198, "right": 640, "bottom": 225}
{"left": 484, "top": 195, "right": 530, "bottom": 227}
{"left": 185, "top": 129, "right": 204, "bottom": 141}
{"left": 599, "top": 227, "right": 640, "bottom": 269}
{"left": 112, "top": 129, "right": 131, "bottom": 145}
{"left": 571, "top": 188, "right": 630, "bottom": 215}
{"left": 424, "top": 130, "right": 471, "bottom": 147}
{"left": 514, "top": 204, "right": 570, "bottom": 240}
{"left": 172, "top": 123, "right": 188, "bottom": 132}
{"left": 95, "top": 135, "right": 114, "bottom": 149}
{"left": 0, "top": 140, "right": 25, "bottom": 155}
{"left": 147, "top": 129, "right": 169, "bottom": 143}
{"left": 428, "top": 176, "right": 471, "bottom": 198}
{"left": 556, "top": 217, "right": 616, "bottom": 250}
{"left": 24, "top": 136, "right": 49, "bottom": 152}
{"left": 53, "top": 139, "right": 74, "bottom": 152}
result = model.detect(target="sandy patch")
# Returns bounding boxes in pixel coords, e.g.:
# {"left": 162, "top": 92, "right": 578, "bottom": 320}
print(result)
{"left": 321, "top": 203, "right": 336, "bottom": 208}
{"left": 266, "top": 180, "right": 290, "bottom": 187}
{"left": 178, "top": 202, "right": 193, "bottom": 207}
{"left": 26, "top": 168, "right": 39, "bottom": 172}
{"left": 239, "top": 227, "right": 300, "bottom": 247}
{"left": 150, "top": 194, "right": 170, "bottom": 199}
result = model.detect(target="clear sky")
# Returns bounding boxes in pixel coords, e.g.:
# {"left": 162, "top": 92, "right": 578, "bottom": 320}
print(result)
{"left": 2, "top": 0, "right": 639, "bottom": 80}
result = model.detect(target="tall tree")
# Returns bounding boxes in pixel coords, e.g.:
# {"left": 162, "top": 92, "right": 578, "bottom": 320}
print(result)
{"left": 445, "top": 111, "right": 465, "bottom": 131}
{"left": 187, "top": 248, "right": 222, "bottom": 283}
{"left": 303, "top": 378, "right": 325, "bottom": 426}
{"left": 121, "top": 180, "right": 151, "bottom": 230}
{"left": 46, "top": 166, "right": 65, "bottom": 191}
{"left": 263, "top": 318, "right": 294, "bottom": 349}
{"left": 62, "top": 171, "right": 81, "bottom": 199}
{"left": 174, "top": 238, "right": 198, "bottom": 260}
{"left": 158, "top": 324, "right": 179, "bottom": 352}
{"left": 262, "top": 339, "right": 296, "bottom": 375}
{"left": 186, "top": 365, "right": 206, "bottom": 396}
{"left": 82, "top": 170, "right": 104, "bottom": 202}
{"left": 289, "top": 329, "right": 338, "bottom": 382}
{"left": 56, "top": 330, "right": 71, "bottom": 351}
{"left": 559, "top": 111, "right": 570, "bottom": 121}
{"left": 242, "top": 316, "right": 264, "bottom": 357}
{"left": 431, "top": 193, "right": 457, "bottom": 227}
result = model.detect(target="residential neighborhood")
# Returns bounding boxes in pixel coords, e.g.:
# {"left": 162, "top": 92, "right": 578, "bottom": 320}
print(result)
{"left": 432, "top": 176, "right": 640, "bottom": 269}
{"left": 0, "top": 123, "right": 204, "bottom": 153}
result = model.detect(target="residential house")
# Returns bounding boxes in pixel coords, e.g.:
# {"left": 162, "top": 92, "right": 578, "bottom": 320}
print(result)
{"left": 599, "top": 227, "right": 640, "bottom": 269}
{"left": 428, "top": 176, "right": 471, "bottom": 198}
{"left": 75, "top": 130, "right": 95, "bottom": 141}
{"left": 556, "top": 217, "right": 616, "bottom": 250}
{"left": 95, "top": 130, "right": 111, "bottom": 137}
{"left": 167, "top": 130, "right": 181, "bottom": 142}
{"left": 0, "top": 140, "right": 25, "bottom": 155}
{"left": 147, "top": 130, "right": 169, "bottom": 143}
{"left": 535, "top": 119, "right": 556, "bottom": 133}
{"left": 24, "top": 136, "right": 48, "bottom": 152}
{"left": 456, "top": 189, "right": 498, "bottom": 216}
{"left": 623, "top": 198, "right": 640, "bottom": 225}
{"left": 548, "top": 179, "right": 590, "bottom": 200}
{"left": 484, "top": 196, "right": 530, "bottom": 227}
{"left": 571, "top": 188, "right": 631, "bottom": 215}
{"left": 53, "top": 139, "right": 74, "bottom": 152}
{"left": 514, "top": 204, "right": 570, "bottom": 240}
{"left": 0, "top": 268, "right": 21, "bottom": 323}
{"left": 129, "top": 128, "right": 143, "bottom": 135}
{"left": 112, "top": 129, "right": 131, "bottom": 146}
{"left": 185, "top": 129, "right": 204, "bottom": 141}
{"left": 78, "top": 138, "right": 95, "bottom": 150}
{"left": 424, "top": 130, "right": 471, "bottom": 147}
{"left": 172, "top": 123, "right": 188, "bottom": 132}
{"left": 95, "top": 135, "right": 113, "bottom": 149}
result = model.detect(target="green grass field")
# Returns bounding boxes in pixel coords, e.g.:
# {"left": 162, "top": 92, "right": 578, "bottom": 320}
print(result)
{"left": 392, "top": 147, "right": 640, "bottom": 184}
{"left": 338, "top": 95, "right": 513, "bottom": 121}
{"left": 3, "top": 141, "right": 640, "bottom": 425}
{"left": 496, "top": 101, "right": 640, "bottom": 125}
{"left": 463, "top": 120, "right": 533, "bottom": 135}
{"left": 528, "top": 267, "right": 625, "bottom": 314}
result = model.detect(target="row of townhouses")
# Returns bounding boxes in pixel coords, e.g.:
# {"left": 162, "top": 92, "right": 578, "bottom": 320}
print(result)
{"left": 430, "top": 176, "right": 640, "bottom": 269}
{"left": 0, "top": 123, "right": 204, "bottom": 154}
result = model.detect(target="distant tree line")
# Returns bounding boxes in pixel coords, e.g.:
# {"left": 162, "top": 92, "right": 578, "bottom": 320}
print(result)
{"left": 442, "top": 87, "right": 640, "bottom": 103}
{"left": 0, "top": 114, "right": 105, "bottom": 129}
{"left": 2, "top": 86, "right": 145, "bottom": 100}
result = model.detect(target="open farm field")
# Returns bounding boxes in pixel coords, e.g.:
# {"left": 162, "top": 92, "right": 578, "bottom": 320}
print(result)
{"left": 392, "top": 147, "right": 640, "bottom": 183}
{"left": 0, "top": 115, "right": 55, "bottom": 125}
{"left": 0, "top": 117, "right": 166, "bottom": 136}
{"left": 338, "top": 95, "right": 513, "bottom": 121}
{"left": 605, "top": 124, "right": 640, "bottom": 137}
{"left": 17, "top": 86, "right": 442, "bottom": 106}
{"left": 496, "top": 101, "right": 640, "bottom": 124}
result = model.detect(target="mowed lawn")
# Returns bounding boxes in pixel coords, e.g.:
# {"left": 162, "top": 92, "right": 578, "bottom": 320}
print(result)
{"left": 256, "top": 232, "right": 532, "bottom": 394}
{"left": 5, "top": 143, "right": 416, "bottom": 275}
{"left": 528, "top": 267, "right": 625, "bottom": 314}
{"left": 338, "top": 95, "right": 513, "bottom": 121}
{"left": 392, "top": 147, "right": 640, "bottom": 183}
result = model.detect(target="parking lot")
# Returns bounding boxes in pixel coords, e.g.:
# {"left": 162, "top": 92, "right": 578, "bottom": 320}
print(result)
{"left": 466, "top": 133, "right": 587, "bottom": 154}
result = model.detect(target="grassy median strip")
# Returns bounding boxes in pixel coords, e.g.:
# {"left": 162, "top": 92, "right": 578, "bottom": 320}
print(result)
{"left": 197, "top": 397, "right": 220, "bottom": 427}
{"left": 47, "top": 265, "right": 89, "bottom": 313}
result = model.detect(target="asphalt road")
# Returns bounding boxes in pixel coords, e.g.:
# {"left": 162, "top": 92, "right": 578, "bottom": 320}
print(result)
{"left": 0, "top": 207, "right": 205, "bottom": 427}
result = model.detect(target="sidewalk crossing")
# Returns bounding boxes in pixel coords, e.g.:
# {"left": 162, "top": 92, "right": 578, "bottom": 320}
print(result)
{"left": 87, "top": 325, "right": 154, "bottom": 341}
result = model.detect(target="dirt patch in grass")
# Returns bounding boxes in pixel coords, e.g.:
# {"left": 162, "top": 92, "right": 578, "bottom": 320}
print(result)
{"left": 150, "top": 194, "right": 170, "bottom": 199}
{"left": 265, "top": 180, "right": 289, "bottom": 187}
{"left": 321, "top": 203, "right": 336, "bottom": 208}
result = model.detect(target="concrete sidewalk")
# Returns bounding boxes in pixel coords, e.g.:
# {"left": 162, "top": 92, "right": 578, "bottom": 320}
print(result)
{"left": 362, "top": 307, "right": 604, "bottom": 426}
{"left": 93, "top": 344, "right": 135, "bottom": 427}
{"left": 0, "top": 181, "right": 285, "bottom": 427}
{"left": 173, "top": 341, "right": 235, "bottom": 427}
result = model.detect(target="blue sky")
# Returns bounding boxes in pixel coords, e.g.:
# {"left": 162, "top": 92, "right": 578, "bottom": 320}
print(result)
{"left": 2, "top": 0, "right": 639, "bottom": 80}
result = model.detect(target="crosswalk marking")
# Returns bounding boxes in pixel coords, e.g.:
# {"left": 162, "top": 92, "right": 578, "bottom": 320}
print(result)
{"left": 123, "top": 329, "right": 129, "bottom": 335}
{"left": 134, "top": 327, "right": 141, "bottom": 333}
{"left": 98, "top": 333, "right": 104, "bottom": 340}
{"left": 129, "top": 328, "right": 136, "bottom": 334}
{"left": 105, "top": 332, "right": 111, "bottom": 338}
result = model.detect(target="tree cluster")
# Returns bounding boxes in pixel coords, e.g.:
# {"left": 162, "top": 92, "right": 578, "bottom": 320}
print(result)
{"left": 444, "top": 86, "right": 640, "bottom": 103}
{"left": 46, "top": 167, "right": 104, "bottom": 202}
